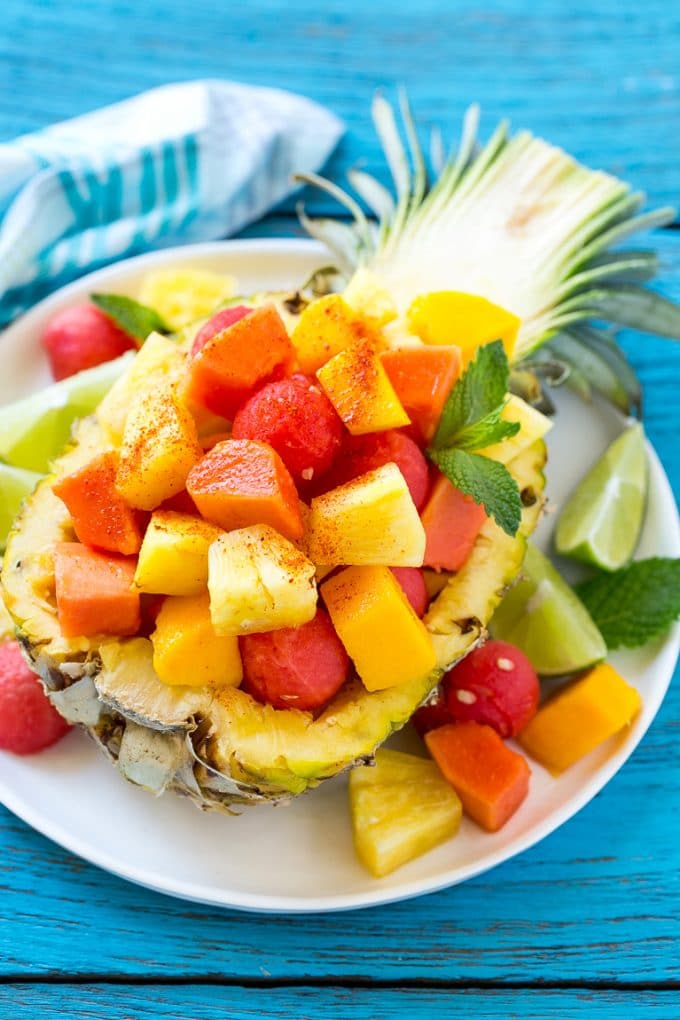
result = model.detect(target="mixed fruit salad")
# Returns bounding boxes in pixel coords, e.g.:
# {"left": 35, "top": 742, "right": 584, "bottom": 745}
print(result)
{"left": 2, "top": 98, "right": 680, "bottom": 880}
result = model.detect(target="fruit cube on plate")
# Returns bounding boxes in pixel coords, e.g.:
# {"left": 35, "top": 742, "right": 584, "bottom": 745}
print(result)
{"left": 381, "top": 346, "right": 461, "bottom": 442}
{"left": 151, "top": 592, "right": 242, "bottom": 688}
{"left": 407, "top": 291, "right": 520, "bottom": 361}
{"left": 321, "top": 565, "right": 436, "bottom": 691}
{"left": 133, "top": 510, "right": 223, "bottom": 597}
{"left": 519, "top": 662, "right": 642, "bottom": 774}
{"left": 208, "top": 525, "right": 317, "bottom": 636}
{"left": 116, "top": 383, "right": 203, "bottom": 511}
{"left": 349, "top": 749, "right": 462, "bottom": 877}
{"left": 53, "top": 542, "right": 140, "bottom": 638}
{"left": 290, "top": 294, "right": 372, "bottom": 374}
{"left": 138, "top": 268, "right": 236, "bottom": 330}
{"left": 306, "top": 463, "right": 426, "bottom": 567}
{"left": 316, "top": 341, "right": 410, "bottom": 435}
{"left": 420, "top": 473, "right": 487, "bottom": 572}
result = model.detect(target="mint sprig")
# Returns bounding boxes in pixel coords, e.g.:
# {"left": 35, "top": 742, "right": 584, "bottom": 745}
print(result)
{"left": 576, "top": 557, "right": 680, "bottom": 649}
{"left": 428, "top": 340, "right": 522, "bottom": 536}
{"left": 91, "top": 293, "right": 171, "bottom": 344}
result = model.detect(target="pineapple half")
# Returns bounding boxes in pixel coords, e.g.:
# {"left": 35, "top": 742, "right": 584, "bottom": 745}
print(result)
{"left": 2, "top": 393, "right": 544, "bottom": 806}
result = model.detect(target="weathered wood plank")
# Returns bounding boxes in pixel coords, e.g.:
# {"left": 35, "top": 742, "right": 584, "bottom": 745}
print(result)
{"left": 3, "top": 986, "right": 680, "bottom": 1019}
{"left": 0, "top": 0, "right": 678, "bottom": 212}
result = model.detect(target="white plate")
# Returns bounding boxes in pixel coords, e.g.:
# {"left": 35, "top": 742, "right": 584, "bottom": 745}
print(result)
{"left": 0, "top": 240, "right": 678, "bottom": 914}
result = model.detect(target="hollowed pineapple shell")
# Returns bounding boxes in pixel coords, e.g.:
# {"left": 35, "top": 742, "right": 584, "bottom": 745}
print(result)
{"left": 1, "top": 414, "right": 545, "bottom": 809}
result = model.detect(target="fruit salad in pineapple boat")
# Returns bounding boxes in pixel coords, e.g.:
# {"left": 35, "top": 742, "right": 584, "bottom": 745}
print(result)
{"left": 2, "top": 98, "right": 680, "bottom": 864}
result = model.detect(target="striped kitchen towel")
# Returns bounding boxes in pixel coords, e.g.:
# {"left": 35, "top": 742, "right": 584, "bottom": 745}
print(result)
{"left": 0, "top": 80, "right": 343, "bottom": 325}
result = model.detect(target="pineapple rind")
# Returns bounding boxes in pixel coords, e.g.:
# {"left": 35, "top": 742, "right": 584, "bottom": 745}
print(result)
{"left": 1, "top": 418, "right": 545, "bottom": 807}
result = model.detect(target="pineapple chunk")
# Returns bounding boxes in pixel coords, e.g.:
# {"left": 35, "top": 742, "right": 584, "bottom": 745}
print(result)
{"left": 138, "top": 268, "right": 236, "bottom": 329}
{"left": 343, "top": 268, "right": 398, "bottom": 328}
{"left": 151, "top": 592, "right": 242, "bottom": 688}
{"left": 478, "top": 395, "right": 552, "bottom": 465}
{"left": 133, "top": 510, "right": 223, "bottom": 596}
{"left": 307, "top": 464, "right": 426, "bottom": 566}
{"left": 96, "top": 333, "right": 186, "bottom": 445}
{"left": 349, "top": 749, "right": 462, "bottom": 877}
{"left": 116, "top": 384, "right": 203, "bottom": 510}
{"left": 322, "top": 565, "right": 436, "bottom": 691}
{"left": 290, "top": 294, "right": 371, "bottom": 374}
{"left": 316, "top": 342, "right": 410, "bottom": 435}
{"left": 407, "top": 291, "right": 520, "bottom": 361}
{"left": 208, "top": 524, "right": 317, "bottom": 636}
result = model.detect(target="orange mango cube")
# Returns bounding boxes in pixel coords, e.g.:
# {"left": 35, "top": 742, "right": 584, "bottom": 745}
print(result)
{"left": 316, "top": 342, "right": 410, "bottom": 435}
{"left": 290, "top": 294, "right": 375, "bottom": 374}
{"left": 407, "top": 291, "right": 520, "bottom": 362}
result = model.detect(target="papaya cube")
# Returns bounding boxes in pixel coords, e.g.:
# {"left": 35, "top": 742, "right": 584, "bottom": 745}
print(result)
{"left": 519, "top": 663, "right": 642, "bottom": 774}
{"left": 381, "top": 346, "right": 461, "bottom": 442}
{"left": 183, "top": 304, "right": 296, "bottom": 419}
{"left": 115, "top": 383, "right": 203, "bottom": 511}
{"left": 321, "top": 565, "right": 436, "bottom": 691}
{"left": 208, "top": 525, "right": 317, "bottom": 636}
{"left": 96, "top": 333, "right": 187, "bottom": 445}
{"left": 151, "top": 592, "right": 242, "bottom": 688}
{"left": 133, "top": 510, "right": 223, "bottom": 596}
{"left": 349, "top": 748, "right": 462, "bottom": 877}
{"left": 53, "top": 542, "right": 140, "bottom": 638}
{"left": 290, "top": 294, "right": 373, "bottom": 374}
{"left": 186, "top": 439, "right": 303, "bottom": 542}
{"left": 52, "top": 451, "right": 144, "bottom": 556}
{"left": 316, "top": 341, "right": 410, "bottom": 435}
{"left": 421, "top": 473, "right": 487, "bottom": 572}
{"left": 477, "top": 395, "right": 552, "bottom": 465}
{"left": 407, "top": 291, "right": 520, "bottom": 361}
{"left": 426, "top": 722, "right": 531, "bottom": 832}
{"left": 307, "top": 463, "right": 426, "bottom": 567}
{"left": 343, "top": 268, "right": 398, "bottom": 329}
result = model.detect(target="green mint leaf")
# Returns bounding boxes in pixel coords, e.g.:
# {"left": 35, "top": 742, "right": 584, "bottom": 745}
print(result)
{"left": 428, "top": 447, "right": 522, "bottom": 536}
{"left": 91, "top": 293, "right": 171, "bottom": 343}
{"left": 433, "top": 340, "right": 510, "bottom": 449}
{"left": 453, "top": 409, "right": 521, "bottom": 452}
{"left": 575, "top": 557, "right": 680, "bottom": 649}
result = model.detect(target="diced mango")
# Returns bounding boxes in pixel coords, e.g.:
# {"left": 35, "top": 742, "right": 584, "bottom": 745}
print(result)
{"left": 115, "top": 384, "right": 203, "bottom": 511}
{"left": 407, "top": 291, "right": 520, "bottom": 361}
{"left": 133, "top": 510, "right": 223, "bottom": 596}
{"left": 343, "top": 269, "right": 398, "bottom": 329}
{"left": 208, "top": 525, "right": 317, "bottom": 636}
{"left": 290, "top": 294, "right": 373, "bottom": 374}
{"left": 317, "top": 342, "right": 410, "bottom": 435}
{"left": 519, "top": 662, "right": 642, "bottom": 774}
{"left": 151, "top": 592, "right": 242, "bottom": 688}
{"left": 477, "top": 395, "right": 552, "bottom": 465}
{"left": 322, "top": 565, "right": 436, "bottom": 691}
{"left": 349, "top": 749, "right": 462, "bottom": 877}
{"left": 306, "top": 463, "right": 426, "bottom": 567}
{"left": 96, "top": 333, "right": 187, "bottom": 445}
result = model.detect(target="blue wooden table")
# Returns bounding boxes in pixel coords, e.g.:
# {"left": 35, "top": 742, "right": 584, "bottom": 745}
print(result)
{"left": 1, "top": 1, "right": 679, "bottom": 1017}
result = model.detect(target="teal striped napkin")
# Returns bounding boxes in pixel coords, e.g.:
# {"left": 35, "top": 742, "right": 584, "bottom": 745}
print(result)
{"left": 0, "top": 80, "right": 343, "bottom": 324}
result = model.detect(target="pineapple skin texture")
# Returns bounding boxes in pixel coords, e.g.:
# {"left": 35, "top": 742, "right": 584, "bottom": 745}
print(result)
{"left": 1, "top": 407, "right": 546, "bottom": 808}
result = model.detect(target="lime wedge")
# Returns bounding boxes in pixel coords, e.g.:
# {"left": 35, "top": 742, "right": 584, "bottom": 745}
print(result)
{"left": 555, "top": 422, "right": 647, "bottom": 571}
{"left": 0, "top": 463, "right": 43, "bottom": 551}
{"left": 0, "top": 352, "right": 134, "bottom": 473}
{"left": 490, "top": 544, "right": 607, "bottom": 676}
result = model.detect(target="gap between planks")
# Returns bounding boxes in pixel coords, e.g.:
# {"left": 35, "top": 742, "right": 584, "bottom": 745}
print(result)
{"left": 0, "top": 977, "right": 679, "bottom": 991}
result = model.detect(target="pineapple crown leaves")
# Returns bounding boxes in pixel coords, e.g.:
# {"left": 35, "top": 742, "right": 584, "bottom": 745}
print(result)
{"left": 295, "top": 91, "right": 680, "bottom": 415}
{"left": 428, "top": 340, "right": 523, "bottom": 538}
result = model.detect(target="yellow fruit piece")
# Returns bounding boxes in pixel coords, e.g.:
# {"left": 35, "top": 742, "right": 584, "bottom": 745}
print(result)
{"left": 477, "top": 395, "right": 553, "bottom": 465}
{"left": 316, "top": 342, "right": 410, "bottom": 435}
{"left": 151, "top": 592, "right": 242, "bottom": 688}
{"left": 343, "top": 268, "right": 398, "bottom": 328}
{"left": 208, "top": 524, "right": 317, "bottom": 636}
{"left": 307, "top": 463, "right": 426, "bottom": 567}
{"left": 407, "top": 291, "right": 520, "bottom": 361}
{"left": 519, "top": 662, "right": 642, "bottom": 774}
{"left": 96, "top": 333, "right": 187, "bottom": 446}
{"left": 116, "top": 384, "right": 203, "bottom": 511}
{"left": 290, "top": 294, "right": 370, "bottom": 374}
{"left": 322, "top": 565, "right": 436, "bottom": 691}
{"left": 133, "top": 511, "right": 223, "bottom": 596}
{"left": 349, "top": 748, "right": 462, "bottom": 877}
{"left": 138, "top": 268, "right": 236, "bottom": 330}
